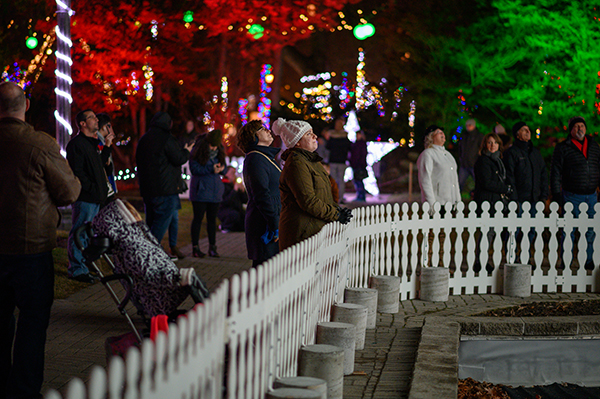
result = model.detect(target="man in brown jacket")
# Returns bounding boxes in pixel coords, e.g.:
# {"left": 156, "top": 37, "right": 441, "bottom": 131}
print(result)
{"left": 0, "top": 82, "right": 81, "bottom": 399}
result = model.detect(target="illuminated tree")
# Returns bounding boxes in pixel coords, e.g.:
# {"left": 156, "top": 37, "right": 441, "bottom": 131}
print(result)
{"left": 436, "top": 0, "right": 600, "bottom": 136}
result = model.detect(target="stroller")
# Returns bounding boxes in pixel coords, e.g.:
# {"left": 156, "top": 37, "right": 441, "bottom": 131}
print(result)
{"left": 75, "top": 199, "right": 209, "bottom": 343}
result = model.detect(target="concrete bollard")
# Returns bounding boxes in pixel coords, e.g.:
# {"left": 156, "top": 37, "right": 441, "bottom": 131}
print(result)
{"left": 266, "top": 387, "right": 322, "bottom": 399}
{"left": 273, "top": 376, "right": 327, "bottom": 399}
{"left": 420, "top": 267, "right": 449, "bottom": 302}
{"left": 317, "top": 322, "right": 356, "bottom": 375}
{"left": 503, "top": 264, "right": 531, "bottom": 297}
{"left": 344, "top": 287, "right": 378, "bottom": 329}
{"left": 298, "top": 344, "right": 344, "bottom": 399}
{"left": 369, "top": 275, "right": 401, "bottom": 313}
{"left": 332, "top": 303, "right": 368, "bottom": 350}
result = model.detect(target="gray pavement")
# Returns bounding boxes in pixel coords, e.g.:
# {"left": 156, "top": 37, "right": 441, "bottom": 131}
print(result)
{"left": 42, "top": 194, "right": 600, "bottom": 398}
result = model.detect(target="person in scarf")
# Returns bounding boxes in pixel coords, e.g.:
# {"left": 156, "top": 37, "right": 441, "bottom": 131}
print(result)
{"left": 551, "top": 116, "right": 600, "bottom": 270}
{"left": 474, "top": 132, "right": 513, "bottom": 215}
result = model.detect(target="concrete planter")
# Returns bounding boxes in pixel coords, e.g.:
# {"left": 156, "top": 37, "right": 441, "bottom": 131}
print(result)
{"left": 369, "top": 275, "right": 401, "bottom": 313}
{"left": 420, "top": 267, "right": 449, "bottom": 302}
{"left": 298, "top": 344, "right": 344, "bottom": 399}
{"left": 344, "top": 287, "right": 378, "bottom": 329}
{"left": 273, "top": 376, "right": 327, "bottom": 399}
{"left": 503, "top": 264, "right": 531, "bottom": 297}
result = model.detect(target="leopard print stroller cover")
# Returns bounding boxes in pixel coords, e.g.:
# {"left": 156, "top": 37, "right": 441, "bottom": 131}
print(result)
{"left": 91, "top": 199, "right": 189, "bottom": 317}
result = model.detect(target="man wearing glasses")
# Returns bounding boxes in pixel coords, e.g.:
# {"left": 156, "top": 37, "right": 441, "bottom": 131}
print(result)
{"left": 66, "top": 109, "right": 114, "bottom": 283}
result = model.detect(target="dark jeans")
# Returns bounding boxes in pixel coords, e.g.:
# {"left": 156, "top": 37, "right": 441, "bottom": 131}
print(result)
{"left": 0, "top": 251, "right": 54, "bottom": 399}
{"left": 191, "top": 201, "right": 219, "bottom": 246}
{"left": 459, "top": 166, "right": 475, "bottom": 192}
{"left": 67, "top": 201, "right": 100, "bottom": 277}
{"left": 144, "top": 195, "right": 181, "bottom": 248}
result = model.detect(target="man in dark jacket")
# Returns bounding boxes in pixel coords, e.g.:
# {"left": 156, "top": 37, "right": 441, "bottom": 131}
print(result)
{"left": 66, "top": 109, "right": 114, "bottom": 283}
{"left": 551, "top": 116, "right": 600, "bottom": 269}
{"left": 503, "top": 121, "right": 549, "bottom": 206}
{"left": 458, "top": 119, "right": 484, "bottom": 193}
{"left": 136, "top": 112, "right": 192, "bottom": 258}
{"left": 0, "top": 81, "right": 80, "bottom": 399}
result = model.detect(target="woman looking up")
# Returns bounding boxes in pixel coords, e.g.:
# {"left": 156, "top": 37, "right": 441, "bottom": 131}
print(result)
{"left": 273, "top": 117, "right": 352, "bottom": 251}
{"left": 236, "top": 120, "right": 282, "bottom": 267}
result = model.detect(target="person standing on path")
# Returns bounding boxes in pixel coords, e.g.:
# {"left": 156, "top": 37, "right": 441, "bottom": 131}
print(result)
{"left": 237, "top": 120, "right": 282, "bottom": 267}
{"left": 417, "top": 125, "right": 461, "bottom": 211}
{"left": 551, "top": 116, "right": 600, "bottom": 270}
{"left": 326, "top": 116, "right": 352, "bottom": 203}
{"left": 275, "top": 118, "right": 352, "bottom": 251}
{"left": 458, "top": 119, "right": 484, "bottom": 194}
{"left": 66, "top": 109, "right": 114, "bottom": 283}
{"left": 136, "top": 111, "right": 192, "bottom": 260}
{"left": 189, "top": 129, "right": 226, "bottom": 258}
{"left": 0, "top": 81, "right": 81, "bottom": 399}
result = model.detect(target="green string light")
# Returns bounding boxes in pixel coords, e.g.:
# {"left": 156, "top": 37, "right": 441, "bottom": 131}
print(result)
{"left": 26, "top": 36, "right": 38, "bottom": 49}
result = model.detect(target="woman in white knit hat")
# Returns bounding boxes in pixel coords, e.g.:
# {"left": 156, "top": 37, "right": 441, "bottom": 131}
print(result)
{"left": 273, "top": 117, "right": 352, "bottom": 251}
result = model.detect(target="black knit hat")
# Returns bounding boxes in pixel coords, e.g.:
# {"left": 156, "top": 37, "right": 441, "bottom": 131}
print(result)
{"left": 567, "top": 116, "right": 586, "bottom": 134}
{"left": 206, "top": 129, "right": 222, "bottom": 146}
{"left": 512, "top": 121, "right": 527, "bottom": 138}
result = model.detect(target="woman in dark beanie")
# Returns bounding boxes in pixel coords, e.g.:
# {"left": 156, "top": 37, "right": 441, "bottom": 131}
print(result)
{"left": 237, "top": 120, "right": 282, "bottom": 267}
{"left": 189, "top": 129, "right": 226, "bottom": 257}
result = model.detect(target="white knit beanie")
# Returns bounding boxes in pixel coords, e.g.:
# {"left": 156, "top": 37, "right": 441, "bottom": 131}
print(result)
{"left": 272, "top": 117, "right": 312, "bottom": 148}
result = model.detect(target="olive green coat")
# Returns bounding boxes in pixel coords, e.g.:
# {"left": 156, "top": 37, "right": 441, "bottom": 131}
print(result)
{"left": 279, "top": 148, "right": 339, "bottom": 251}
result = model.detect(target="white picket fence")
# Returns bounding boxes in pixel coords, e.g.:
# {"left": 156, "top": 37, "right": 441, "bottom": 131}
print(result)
{"left": 45, "top": 201, "right": 599, "bottom": 399}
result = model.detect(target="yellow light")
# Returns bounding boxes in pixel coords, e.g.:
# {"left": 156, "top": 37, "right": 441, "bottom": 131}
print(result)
{"left": 358, "top": 9, "right": 363, "bottom": 14}
{"left": 261, "top": 16, "right": 267, "bottom": 21}
{"left": 178, "top": 80, "right": 184, "bottom": 85}
{"left": 198, "top": 25, "right": 205, "bottom": 30}
{"left": 265, "top": 74, "right": 274, "bottom": 84}
{"left": 228, "top": 25, "right": 233, "bottom": 30}
{"left": 338, "top": 12, "right": 345, "bottom": 18}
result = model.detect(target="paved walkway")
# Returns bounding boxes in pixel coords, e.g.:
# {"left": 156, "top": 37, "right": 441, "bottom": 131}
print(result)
{"left": 41, "top": 193, "right": 600, "bottom": 398}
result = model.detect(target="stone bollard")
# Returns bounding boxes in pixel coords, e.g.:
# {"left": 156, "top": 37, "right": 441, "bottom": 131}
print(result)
{"left": 273, "top": 376, "right": 327, "bottom": 399}
{"left": 317, "top": 322, "right": 356, "bottom": 375}
{"left": 298, "top": 344, "right": 344, "bottom": 399}
{"left": 503, "top": 264, "right": 532, "bottom": 297}
{"left": 420, "top": 267, "right": 449, "bottom": 302}
{"left": 369, "top": 275, "right": 401, "bottom": 313}
{"left": 266, "top": 387, "right": 322, "bottom": 399}
{"left": 332, "top": 303, "right": 368, "bottom": 350}
{"left": 344, "top": 287, "right": 378, "bottom": 329}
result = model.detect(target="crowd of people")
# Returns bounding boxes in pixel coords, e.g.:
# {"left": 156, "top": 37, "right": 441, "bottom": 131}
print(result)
{"left": 417, "top": 117, "right": 600, "bottom": 269}
{"left": 2, "top": 72, "right": 598, "bottom": 398}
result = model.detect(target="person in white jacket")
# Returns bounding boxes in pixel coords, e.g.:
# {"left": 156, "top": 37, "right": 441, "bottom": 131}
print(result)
{"left": 417, "top": 125, "right": 461, "bottom": 209}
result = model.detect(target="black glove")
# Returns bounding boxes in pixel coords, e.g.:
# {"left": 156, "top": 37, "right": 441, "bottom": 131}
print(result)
{"left": 337, "top": 207, "right": 353, "bottom": 225}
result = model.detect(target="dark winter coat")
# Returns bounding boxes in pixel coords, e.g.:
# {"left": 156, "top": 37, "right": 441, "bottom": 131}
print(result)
{"left": 474, "top": 152, "right": 511, "bottom": 211}
{"left": 279, "top": 148, "right": 339, "bottom": 251}
{"left": 350, "top": 139, "right": 368, "bottom": 169}
{"left": 458, "top": 128, "right": 484, "bottom": 169}
{"left": 66, "top": 132, "right": 110, "bottom": 204}
{"left": 243, "top": 145, "right": 282, "bottom": 262}
{"left": 503, "top": 139, "right": 548, "bottom": 203}
{"left": 1, "top": 117, "right": 80, "bottom": 255}
{"left": 326, "top": 136, "right": 351, "bottom": 164}
{"left": 217, "top": 180, "right": 248, "bottom": 231}
{"left": 550, "top": 136, "right": 600, "bottom": 197}
{"left": 136, "top": 112, "right": 189, "bottom": 198}
{"left": 189, "top": 155, "right": 225, "bottom": 203}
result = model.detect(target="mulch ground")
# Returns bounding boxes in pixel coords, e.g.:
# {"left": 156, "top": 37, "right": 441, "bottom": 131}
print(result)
{"left": 474, "top": 300, "right": 600, "bottom": 317}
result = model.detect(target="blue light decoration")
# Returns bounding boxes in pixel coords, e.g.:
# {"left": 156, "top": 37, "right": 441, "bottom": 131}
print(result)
{"left": 337, "top": 71, "right": 352, "bottom": 109}
{"left": 257, "top": 64, "right": 272, "bottom": 128}
{"left": 238, "top": 98, "right": 249, "bottom": 125}
{"left": 2, "top": 63, "right": 32, "bottom": 91}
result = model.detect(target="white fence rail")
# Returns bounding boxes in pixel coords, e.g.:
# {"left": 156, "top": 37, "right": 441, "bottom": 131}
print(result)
{"left": 46, "top": 201, "right": 599, "bottom": 399}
